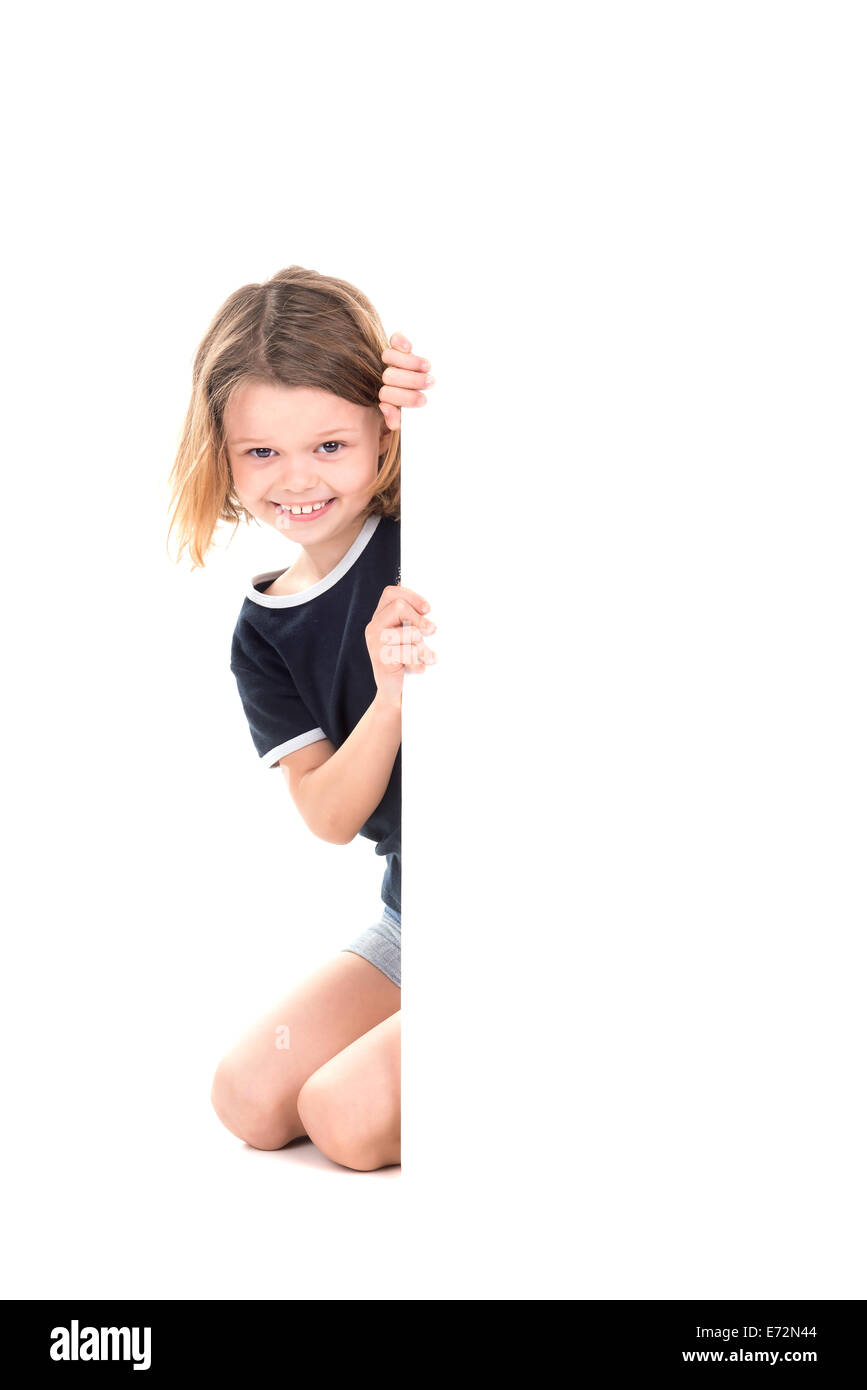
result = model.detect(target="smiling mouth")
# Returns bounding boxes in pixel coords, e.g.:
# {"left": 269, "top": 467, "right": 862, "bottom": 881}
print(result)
{"left": 272, "top": 497, "right": 337, "bottom": 518}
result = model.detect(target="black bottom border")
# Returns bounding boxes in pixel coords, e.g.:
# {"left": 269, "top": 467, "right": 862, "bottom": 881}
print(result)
{"left": 4, "top": 1298, "right": 864, "bottom": 1373}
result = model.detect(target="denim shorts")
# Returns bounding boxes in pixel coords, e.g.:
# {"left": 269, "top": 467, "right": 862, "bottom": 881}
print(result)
{"left": 341, "top": 904, "right": 401, "bottom": 988}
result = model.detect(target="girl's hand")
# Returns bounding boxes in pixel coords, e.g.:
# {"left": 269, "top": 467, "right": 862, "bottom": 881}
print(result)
{"left": 379, "top": 332, "right": 436, "bottom": 432}
{"left": 365, "top": 584, "right": 437, "bottom": 702}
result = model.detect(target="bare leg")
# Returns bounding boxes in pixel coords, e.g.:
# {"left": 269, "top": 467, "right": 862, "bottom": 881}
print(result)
{"left": 211, "top": 953, "right": 400, "bottom": 1150}
{"left": 297, "top": 1011, "right": 401, "bottom": 1171}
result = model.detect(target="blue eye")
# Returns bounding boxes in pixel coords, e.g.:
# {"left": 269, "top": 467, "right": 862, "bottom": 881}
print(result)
{"left": 246, "top": 441, "right": 345, "bottom": 459}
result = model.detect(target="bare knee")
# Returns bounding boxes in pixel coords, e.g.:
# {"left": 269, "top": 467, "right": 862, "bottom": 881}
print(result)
{"left": 296, "top": 1075, "right": 398, "bottom": 1171}
{"left": 210, "top": 1056, "right": 304, "bottom": 1151}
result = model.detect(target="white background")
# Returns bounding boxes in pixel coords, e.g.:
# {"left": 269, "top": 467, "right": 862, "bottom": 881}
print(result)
{"left": 1, "top": 1, "right": 865, "bottom": 1299}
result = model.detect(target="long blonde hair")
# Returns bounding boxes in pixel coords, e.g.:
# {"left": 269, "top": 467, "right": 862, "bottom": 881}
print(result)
{"left": 166, "top": 265, "right": 400, "bottom": 568}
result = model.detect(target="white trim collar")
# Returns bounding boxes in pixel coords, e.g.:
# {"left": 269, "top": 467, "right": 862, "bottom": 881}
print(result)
{"left": 245, "top": 514, "right": 381, "bottom": 608}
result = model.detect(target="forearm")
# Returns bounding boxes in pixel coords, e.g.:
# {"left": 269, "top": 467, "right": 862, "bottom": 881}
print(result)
{"left": 299, "top": 691, "right": 401, "bottom": 844}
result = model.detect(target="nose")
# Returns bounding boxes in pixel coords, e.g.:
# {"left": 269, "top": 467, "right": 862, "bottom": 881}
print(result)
{"left": 276, "top": 458, "right": 321, "bottom": 493}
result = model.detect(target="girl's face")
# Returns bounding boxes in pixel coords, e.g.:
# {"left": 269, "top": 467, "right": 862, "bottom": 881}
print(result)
{"left": 225, "top": 381, "right": 390, "bottom": 541}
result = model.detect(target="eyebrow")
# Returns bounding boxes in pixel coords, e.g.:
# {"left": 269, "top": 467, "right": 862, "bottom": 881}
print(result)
{"left": 228, "top": 425, "right": 363, "bottom": 446}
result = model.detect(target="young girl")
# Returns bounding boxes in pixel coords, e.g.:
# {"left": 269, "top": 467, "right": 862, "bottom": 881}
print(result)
{"left": 166, "top": 265, "right": 436, "bottom": 1171}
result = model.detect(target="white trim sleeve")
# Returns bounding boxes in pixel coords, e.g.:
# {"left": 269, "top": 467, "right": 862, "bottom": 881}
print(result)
{"left": 263, "top": 728, "right": 329, "bottom": 769}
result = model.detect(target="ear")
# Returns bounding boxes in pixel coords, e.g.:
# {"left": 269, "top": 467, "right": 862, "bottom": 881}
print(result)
{"left": 378, "top": 417, "right": 394, "bottom": 455}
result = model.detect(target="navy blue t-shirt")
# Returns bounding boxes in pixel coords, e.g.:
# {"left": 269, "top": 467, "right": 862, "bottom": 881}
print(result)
{"left": 229, "top": 513, "right": 401, "bottom": 916}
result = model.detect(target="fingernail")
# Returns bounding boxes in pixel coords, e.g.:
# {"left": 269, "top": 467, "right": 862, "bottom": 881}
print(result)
{"left": 420, "top": 359, "right": 430, "bottom": 371}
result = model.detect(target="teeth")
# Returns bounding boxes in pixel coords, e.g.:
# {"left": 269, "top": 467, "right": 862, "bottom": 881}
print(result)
{"left": 276, "top": 499, "right": 332, "bottom": 515}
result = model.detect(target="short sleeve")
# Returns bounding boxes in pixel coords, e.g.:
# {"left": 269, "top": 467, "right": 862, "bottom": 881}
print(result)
{"left": 230, "top": 622, "right": 328, "bottom": 770}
